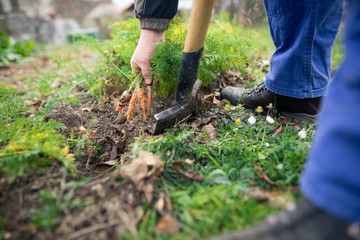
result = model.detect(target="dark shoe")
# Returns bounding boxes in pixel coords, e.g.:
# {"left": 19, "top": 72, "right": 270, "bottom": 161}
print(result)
{"left": 210, "top": 197, "right": 360, "bottom": 240}
{"left": 220, "top": 83, "right": 322, "bottom": 122}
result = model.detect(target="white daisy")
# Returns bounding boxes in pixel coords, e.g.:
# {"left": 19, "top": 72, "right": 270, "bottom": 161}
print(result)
{"left": 248, "top": 116, "right": 256, "bottom": 125}
{"left": 266, "top": 116, "right": 275, "bottom": 124}
{"left": 298, "top": 129, "right": 307, "bottom": 139}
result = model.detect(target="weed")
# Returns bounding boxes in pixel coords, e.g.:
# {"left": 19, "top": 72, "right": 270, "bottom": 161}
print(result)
{"left": 0, "top": 216, "right": 6, "bottom": 240}
{"left": 68, "top": 132, "right": 92, "bottom": 157}
{"left": 0, "top": 31, "right": 36, "bottom": 66}
{"left": 86, "top": 117, "right": 99, "bottom": 129}
{"left": 64, "top": 96, "right": 81, "bottom": 107}
{"left": 152, "top": 16, "right": 251, "bottom": 97}
{"left": 30, "top": 171, "right": 91, "bottom": 229}
{"left": 76, "top": 16, "right": 250, "bottom": 98}
{"left": 131, "top": 103, "right": 314, "bottom": 238}
{"left": 0, "top": 85, "right": 76, "bottom": 182}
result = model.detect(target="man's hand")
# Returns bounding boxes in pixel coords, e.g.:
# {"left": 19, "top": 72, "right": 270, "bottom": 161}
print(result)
{"left": 131, "top": 29, "right": 165, "bottom": 86}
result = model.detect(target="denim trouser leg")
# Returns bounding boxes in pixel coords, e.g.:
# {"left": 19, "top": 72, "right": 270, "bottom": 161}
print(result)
{"left": 301, "top": 0, "right": 360, "bottom": 222}
{"left": 263, "top": 0, "right": 344, "bottom": 98}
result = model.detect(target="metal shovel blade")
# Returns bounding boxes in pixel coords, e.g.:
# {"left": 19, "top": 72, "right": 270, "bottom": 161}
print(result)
{"left": 153, "top": 79, "right": 202, "bottom": 135}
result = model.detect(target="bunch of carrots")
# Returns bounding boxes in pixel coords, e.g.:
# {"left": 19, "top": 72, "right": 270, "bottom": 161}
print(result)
{"left": 114, "top": 64, "right": 152, "bottom": 121}
{"left": 116, "top": 86, "right": 152, "bottom": 121}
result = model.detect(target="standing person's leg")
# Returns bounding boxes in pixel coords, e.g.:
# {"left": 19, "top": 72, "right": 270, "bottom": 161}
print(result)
{"left": 211, "top": 1, "right": 360, "bottom": 239}
{"left": 221, "top": 0, "right": 344, "bottom": 122}
{"left": 301, "top": 0, "right": 360, "bottom": 225}
{"left": 264, "top": 0, "right": 343, "bottom": 99}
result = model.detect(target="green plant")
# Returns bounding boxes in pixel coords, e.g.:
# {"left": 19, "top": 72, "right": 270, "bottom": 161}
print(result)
{"left": 0, "top": 85, "right": 76, "bottom": 182}
{"left": 151, "top": 16, "right": 251, "bottom": 97}
{"left": 64, "top": 96, "right": 81, "bottom": 107}
{"left": 86, "top": 117, "right": 99, "bottom": 129}
{"left": 0, "top": 216, "right": 7, "bottom": 240}
{"left": 68, "top": 132, "right": 92, "bottom": 157}
{"left": 30, "top": 172, "right": 91, "bottom": 229}
{"left": 77, "top": 16, "right": 250, "bottom": 98}
{"left": 0, "top": 31, "right": 36, "bottom": 66}
{"left": 129, "top": 102, "right": 314, "bottom": 239}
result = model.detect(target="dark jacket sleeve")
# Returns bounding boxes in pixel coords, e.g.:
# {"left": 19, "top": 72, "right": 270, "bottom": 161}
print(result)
{"left": 134, "top": 0, "right": 179, "bottom": 30}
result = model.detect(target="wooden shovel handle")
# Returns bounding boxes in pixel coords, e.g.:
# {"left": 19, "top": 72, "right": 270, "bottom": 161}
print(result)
{"left": 184, "top": 0, "right": 215, "bottom": 52}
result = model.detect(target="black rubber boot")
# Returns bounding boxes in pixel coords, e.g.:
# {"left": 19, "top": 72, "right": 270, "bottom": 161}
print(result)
{"left": 220, "top": 83, "right": 322, "bottom": 122}
{"left": 209, "top": 197, "right": 360, "bottom": 240}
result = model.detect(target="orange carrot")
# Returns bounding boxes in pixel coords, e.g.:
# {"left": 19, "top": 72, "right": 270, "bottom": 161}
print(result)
{"left": 136, "top": 88, "right": 147, "bottom": 121}
{"left": 147, "top": 86, "right": 152, "bottom": 110}
{"left": 116, "top": 102, "right": 123, "bottom": 112}
{"left": 126, "top": 90, "right": 137, "bottom": 120}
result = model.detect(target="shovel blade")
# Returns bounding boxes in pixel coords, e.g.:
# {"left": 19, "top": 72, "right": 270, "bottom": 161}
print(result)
{"left": 153, "top": 79, "right": 201, "bottom": 135}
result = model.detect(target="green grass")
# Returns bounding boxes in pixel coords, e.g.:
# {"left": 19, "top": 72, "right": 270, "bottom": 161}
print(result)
{"left": 0, "top": 84, "right": 77, "bottom": 182}
{"left": 0, "top": 30, "right": 37, "bottom": 66}
{"left": 0, "top": 14, "right": 344, "bottom": 240}
{"left": 129, "top": 104, "right": 313, "bottom": 239}
{"left": 247, "top": 25, "right": 276, "bottom": 61}
{"left": 124, "top": 22, "right": 325, "bottom": 240}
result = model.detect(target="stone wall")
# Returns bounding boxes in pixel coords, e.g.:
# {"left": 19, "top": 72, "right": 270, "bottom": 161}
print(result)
{"left": 53, "top": 0, "right": 111, "bottom": 25}
{"left": 0, "top": 0, "right": 111, "bottom": 41}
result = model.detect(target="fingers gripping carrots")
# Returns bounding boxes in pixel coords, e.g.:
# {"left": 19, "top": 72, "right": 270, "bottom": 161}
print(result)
{"left": 112, "top": 66, "right": 152, "bottom": 121}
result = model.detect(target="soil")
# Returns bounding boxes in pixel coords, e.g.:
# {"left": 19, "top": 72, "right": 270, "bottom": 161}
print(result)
{"left": 0, "top": 56, "right": 224, "bottom": 240}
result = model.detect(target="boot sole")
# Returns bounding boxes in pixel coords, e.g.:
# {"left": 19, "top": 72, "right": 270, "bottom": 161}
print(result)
{"left": 281, "top": 111, "right": 319, "bottom": 123}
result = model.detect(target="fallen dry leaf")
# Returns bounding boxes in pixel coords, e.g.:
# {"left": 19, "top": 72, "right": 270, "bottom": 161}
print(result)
{"left": 81, "top": 107, "right": 91, "bottom": 112}
{"left": 117, "top": 129, "right": 127, "bottom": 148}
{"left": 110, "top": 146, "right": 117, "bottom": 160}
{"left": 246, "top": 188, "right": 292, "bottom": 208}
{"left": 191, "top": 122, "right": 199, "bottom": 131}
{"left": 203, "top": 93, "right": 216, "bottom": 101}
{"left": 30, "top": 100, "right": 43, "bottom": 111}
{"left": 292, "top": 122, "right": 302, "bottom": 131}
{"left": 79, "top": 126, "right": 87, "bottom": 133}
{"left": 143, "top": 179, "right": 154, "bottom": 204}
{"left": 219, "top": 99, "right": 228, "bottom": 109}
{"left": 272, "top": 124, "right": 283, "bottom": 137}
{"left": 105, "top": 135, "right": 116, "bottom": 145}
{"left": 171, "top": 159, "right": 204, "bottom": 181}
{"left": 105, "top": 136, "right": 118, "bottom": 160}
{"left": 104, "top": 130, "right": 127, "bottom": 161}
{"left": 155, "top": 215, "right": 179, "bottom": 236}
{"left": 253, "top": 162, "right": 276, "bottom": 185}
{"left": 90, "top": 160, "right": 117, "bottom": 172}
{"left": 155, "top": 193, "right": 173, "bottom": 215}
{"left": 201, "top": 123, "right": 216, "bottom": 140}
{"left": 79, "top": 125, "right": 93, "bottom": 141}
{"left": 253, "top": 162, "right": 300, "bottom": 191}
{"left": 213, "top": 97, "right": 221, "bottom": 105}
{"left": 120, "top": 151, "right": 164, "bottom": 185}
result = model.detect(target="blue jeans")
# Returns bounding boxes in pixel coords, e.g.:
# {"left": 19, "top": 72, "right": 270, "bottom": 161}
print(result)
{"left": 301, "top": 0, "right": 360, "bottom": 222}
{"left": 263, "top": 0, "right": 344, "bottom": 98}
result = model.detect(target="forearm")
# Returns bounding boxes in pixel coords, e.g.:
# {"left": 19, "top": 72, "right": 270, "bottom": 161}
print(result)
{"left": 134, "top": 0, "right": 179, "bottom": 30}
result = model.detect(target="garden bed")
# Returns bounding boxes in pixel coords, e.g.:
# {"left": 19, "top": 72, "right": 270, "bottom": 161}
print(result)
{"left": 0, "top": 17, "right": 323, "bottom": 240}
